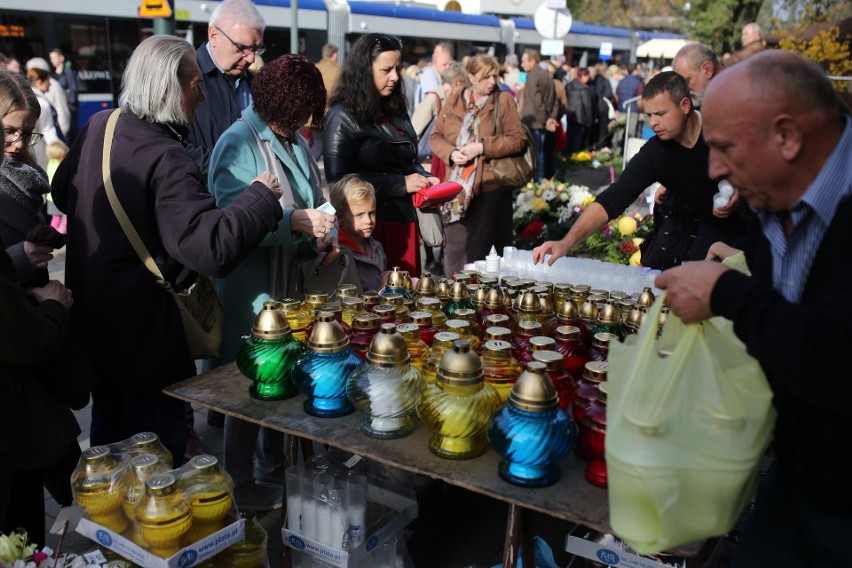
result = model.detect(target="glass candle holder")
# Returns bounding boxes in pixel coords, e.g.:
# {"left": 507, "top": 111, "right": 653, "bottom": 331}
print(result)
{"left": 444, "top": 319, "right": 480, "bottom": 353}
{"left": 380, "top": 267, "right": 413, "bottom": 300}
{"left": 488, "top": 362, "right": 577, "bottom": 487}
{"left": 119, "top": 453, "right": 164, "bottom": 548}
{"left": 417, "top": 340, "right": 501, "bottom": 459}
{"left": 225, "top": 511, "right": 268, "bottom": 568}
{"left": 421, "top": 331, "right": 460, "bottom": 384}
{"left": 413, "top": 272, "right": 437, "bottom": 299}
{"left": 236, "top": 301, "right": 304, "bottom": 401}
{"left": 135, "top": 473, "right": 192, "bottom": 558}
{"left": 416, "top": 296, "right": 448, "bottom": 329}
{"left": 340, "top": 297, "right": 365, "bottom": 328}
{"left": 409, "top": 311, "right": 438, "bottom": 347}
{"left": 306, "top": 303, "right": 353, "bottom": 339}
{"left": 573, "top": 361, "right": 608, "bottom": 444}
{"left": 123, "top": 431, "right": 174, "bottom": 468}
{"left": 293, "top": 312, "right": 362, "bottom": 417}
{"left": 591, "top": 302, "right": 625, "bottom": 341}
{"left": 588, "top": 332, "right": 618, "bottom": 362}
{"left": 511, "top": 320, "right": 543, "bottom": 363}
{"left": 347, "top": 324, "right": 425, "bottom": 439}
{"left": 481, "top": 340, "right": 523, "bottom": 404}
{"left": 397, "top": 323, "right": 428, "bottom": 372}
{"left": 581, "top": 381, "right": 609, "bottom": 487}
{"left": 278, "top": 298, "right": 312, "bottom": 345}
{"left": 350, "top": 312, "right": 381, "bottom": 362}
{"left": 71, "top": 446, "right": 128, "bottom": 534}
{"left": 531, "top": 350, "right": 574, "bottom": 411}
{"left": 443, "top": 281, "right": 474, "bottom": 318}
{"left": 179, "top": 455, "right": 234, "bottom": 543}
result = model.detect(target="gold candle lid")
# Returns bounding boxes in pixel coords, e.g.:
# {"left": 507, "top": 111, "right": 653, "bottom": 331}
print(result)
{"left": 509, "top": 361, "right": 558, "bottom": 412}
{"left": 573, "top": 284, "right": 592, "bottom": 292}
{"left": 449, "top": 280, "right": 469, "bottom": 302}
{"left": 501, "top": 289, "right": 513, "bottom": 309}
{"left": 484, "top": 326, "right": 512, "bottom": 342}
{"left": 627, "top": 305, "right": 644, "bottom": 327}
{"left": 590, "top": 289, "right": 609, "bottom": 298}
{"left": 416, "top": 296, "right": 442, "bottom": 311}
{"left": 597, "top": 381, "right": 609, "bottom": 403}
{"left": 480, "top": 275, "right": 498, "bottom": 288}
{"left": 592, "top": 332, "right": 618, "bottom": 350}
{"left": 381, "top": 293, "right": 404, "bottom": 307}
{"left": 554, "top": 325, "right": 581, "bottom": 341}
{"left": 516, "top": 320, "right": 543, "bottom": 338}
{"left": 336, "top": 284, "right": 359, "bottom": 298}
{"left": 145, "top": 473, "right": 178, "bottom": 497}
{"left": 454, "top": 272, "right": 473, "bottom": 285}
{"left": 433, "top": 331, "right": 461, "bottom": 350}
{"left": 486, "top": 313, "right": 511, "bottom": 327}
{"left": 385, "top": 267, "right": 408, "bottom": 290}
{"left": 319, "top": 304, "right": 342, "bottom": 318}
{"left": 129, "top": 453, "right": 160, "bottom": 477}
{"left": 453, "top": 308, "right": 477, "bottom": 323}
{"left": 435, "top": 279, "right": 451, "bottom": 299}
{"left": 535, "top": 281, "right": 553, "bottom": 291}
{"left": 539, "top": 295, "right": 554, "bottom": 317}
{"left": 482, "top": 339, "right": 512, "bottom": 359}
{"left": 584, "top": 360, "right": 608, "bottom": 382}
{"left": 444, "top": 319, "right": 471, "bottom": 336}
{"left": 579, "top": 299, "right": 598, "bottom": 323}
{"left": 367, "top": 324, "right": 410, "bottom": 367}
{"left": 305, "top": 291, "right": 329, "bottom": 308}
{"left": 529, "top": 336, "right": 556, "bottom": 352}
{"left": 532, "top": 349, "right": 565, "bottom": 371}
{"left": 637, "top": 287, "right": 656, "bottom": 307}
{"left": 415, "top": 273, "right": 436, "bottom": 296}
{"left": 396, "top": 323, "right": 421, "bottom": 341}
{"left": 437, "top": 340, "right": 483, "bottom": 387}
{"left": 277, "top": 297, "right": 303, "bottom": 314}
{"left": 307, "top": 311, "right": 350, "bottom": 353}
{"left": 187, "top": 454, "right": 220, "bottom": 471}
{"left": 554, "top": 282, "right": 573, "bottom": 295}
{"left": 402, "top": 270, "right": 414, "bottom": 292}
{"left": 659, "top": 305, "right": 670, "bottom": 329}
{"left": 597, "top": 302, "right": 621, "bottom": 325}
{"left": 352, "top": 312, "right": 380, "bottom": 330}
{"left": 471, "top": 285, "right": 488, "bottom": 308}
{"left": 555, "top": 298, "right": 580, "bottom": 323}
{"left": 82, "top": 445, "right": 112, "bottom": 465}
{"left": 342, "top": 297, "right": 365, "bottom": 311}
{"left": 619, "top": 298, "right": 636, "bottom": 315}
{"left": 372, "top": 305, "right": 396, "bottom": 320}
{"left": 410, "top": 311, "right": 434, "bottom": 327}
{"left": 484, "top": 288, "right": 504, "bottom": 309}
{"left": 361, "top": 291, "right": 379, "bottom": 308}
{"left": 130, "top": 431, "right": 161, "bottom": 447}
{"left": 518, "top": 290, "right": 542, "bottom": 313}
{"left": 610, "top": 291, "right": 630, "bottom": 301}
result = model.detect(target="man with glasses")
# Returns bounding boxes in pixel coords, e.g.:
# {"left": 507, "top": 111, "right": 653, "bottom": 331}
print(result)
{"left": 185, "top": 0, "right": 266, "bottom": 178}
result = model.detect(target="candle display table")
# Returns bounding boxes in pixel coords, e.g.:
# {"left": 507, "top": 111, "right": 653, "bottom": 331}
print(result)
{"left": 164, "top": 363, "right": 714, "bottom": 567}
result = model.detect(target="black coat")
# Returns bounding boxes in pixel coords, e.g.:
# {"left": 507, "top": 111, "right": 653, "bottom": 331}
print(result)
{"left": 185, "top": 44, "right": 249, "bottom": 179}
{"left": 51, "top": 109, "right": 283, "bottom": 392}
{"left": 565, "top": 79, "right": 593, "bottom": 127}
{"left": 322, "top": 105, "right": 429, "bottom": 223}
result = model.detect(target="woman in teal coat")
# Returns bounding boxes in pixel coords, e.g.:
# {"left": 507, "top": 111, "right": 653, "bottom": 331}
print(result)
{"left": 207, "top": 54, "right": 337, "bottom": 509}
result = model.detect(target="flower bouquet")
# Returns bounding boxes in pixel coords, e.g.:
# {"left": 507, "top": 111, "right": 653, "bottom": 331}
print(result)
{"left": 0, "top": 531, "right": 51, "bottom": 568}
{"left": 513, "top": 180, "right": 595, "bottom": 249}
{"left": 573, "top": 213, "right": 654, "bottom": 266}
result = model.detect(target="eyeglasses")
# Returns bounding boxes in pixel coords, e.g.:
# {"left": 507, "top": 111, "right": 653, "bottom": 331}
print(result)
{"left": 4, "top": 128, "right": 43, "bottom": 147}
{"left": 375, "top": 36, "right": 403, "bottom": 51}
{"left": 214, "top": 25, "right": 266, "bottom": 57}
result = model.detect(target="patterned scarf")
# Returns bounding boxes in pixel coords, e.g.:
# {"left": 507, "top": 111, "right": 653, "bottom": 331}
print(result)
{"left": 441, "top": 90, "right": 489, "bottom": 225}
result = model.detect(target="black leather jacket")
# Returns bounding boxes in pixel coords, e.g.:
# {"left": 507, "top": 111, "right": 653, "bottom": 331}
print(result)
{"left": 323, "top": 105, "right": 430, "bottom": 223}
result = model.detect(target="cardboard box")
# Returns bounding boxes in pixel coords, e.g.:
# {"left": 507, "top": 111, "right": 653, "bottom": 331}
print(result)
{"left": 76, "top": 515, "right": 244, "bottom": 568}
{"left": 565, "top": 536, "right": 685, "bottom": 568}
{"left": 282, "top": 485, "right": 418, "bottom": 567}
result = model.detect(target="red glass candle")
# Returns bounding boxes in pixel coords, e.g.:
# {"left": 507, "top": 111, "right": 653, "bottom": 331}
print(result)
{"left": 583, "top": 382, "right": 608, "bottom": 487}
{"left": 573, "top": 361, "right": 608, "bottom": 452}
{"left": 410, "top": 311, "right": 438, "bottom": 347}
{"left": 349, "top": 313, "right": 380, "bottom": 362}
{"left": 531, "top": 350, "right": 573, "bottom": 411}
{"left": 511, "top": 320, "right": 542, "bottom": 363}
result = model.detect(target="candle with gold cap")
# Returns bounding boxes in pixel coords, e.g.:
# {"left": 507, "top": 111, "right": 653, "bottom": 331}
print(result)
{"left": 481, "top": 340, "right": 523, "bottom": 404}
{"left": 180, "top": 455, "right": 234, "bottom": 542}
{"left": 417, "top": 340, "right": 501, "bottom": 459}
{"left": 277, "top": 298, "right": 312, "bottom": 345}
{"left": 236, "top": 301, "right": 304, "bottom": 400}
{"left": 347, "top": 324, "right": 426, "bottom": 439}
{"left": 293, "top": 311, "right": 362, "bottom": 417}
{"left": 135, "top": 473, "right": 192, "bottom": 558}
{"left": 487, "top": 362, "right": 577, "bottom": 487}
{"left": 511, "top": 320, "right": 543, "bottom": 363}
{"left": 415, "top": 296, "right": 447, "bottom": 329}
{"left": 532, "top": 350, "right": 574, "bottom": 411}
{"left": 443, "top": 280, "right": 475, "bottom": 318}
{"left": 340, "top": 296, "right": 365, "bottom": 328}
{"left": 409, "top": 311, "right": 438, "bottom": 346}
{"left": 396, "top": 323, "right": 428, "bottom": 372}
{"left": 72, "top": 446, "right": 129, "bottom": 533}
{"left": 349, "top": 312, "right": 381, "bottom": 362}
{"left": 380, "top": 267, "right": 413, "bottom": 300}
{"left": 119, "top": 453, "right": 165, "bottom": 547}
{"left": 413, "top": 272, "right": 437, "bottom": 299}
{"left": 421, "top": 331, "right": 460, "bottom": 384}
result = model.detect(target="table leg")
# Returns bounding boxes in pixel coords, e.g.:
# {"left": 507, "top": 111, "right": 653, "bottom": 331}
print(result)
{"left": 503, "top": 503, "right": 534, "bottom": 568}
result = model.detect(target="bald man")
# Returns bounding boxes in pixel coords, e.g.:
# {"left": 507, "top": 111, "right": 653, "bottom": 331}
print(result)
{"left": 672, "top": 42, "right": 723, "bottom": 104}
{"left": 656, "top": 51, "right": 852, "bottom": 566}
{"left": 724, "top": 22, "right": 765, "bottom": 66}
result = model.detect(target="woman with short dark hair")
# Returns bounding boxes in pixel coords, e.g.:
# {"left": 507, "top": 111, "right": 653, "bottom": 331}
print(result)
{"left": 323, "top": 33, "right": 438, "bottom": 277}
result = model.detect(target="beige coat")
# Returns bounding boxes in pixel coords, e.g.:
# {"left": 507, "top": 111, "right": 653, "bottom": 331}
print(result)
{"left": 430, "top": 88, "right": 527, "bottom": 194}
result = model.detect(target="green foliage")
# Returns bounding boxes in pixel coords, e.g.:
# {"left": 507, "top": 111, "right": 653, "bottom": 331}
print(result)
{"left": 686, "top": 0, "right": 762, "bottom": 53}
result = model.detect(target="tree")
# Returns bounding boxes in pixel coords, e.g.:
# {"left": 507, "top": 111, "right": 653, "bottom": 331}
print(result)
{"left": 685, "top": 0, "right": 763, "bottom": 54}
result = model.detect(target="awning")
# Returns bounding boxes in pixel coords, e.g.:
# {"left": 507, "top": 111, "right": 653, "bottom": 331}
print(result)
{"left": 635, "top": 38, "right": 688, "bottom": 59}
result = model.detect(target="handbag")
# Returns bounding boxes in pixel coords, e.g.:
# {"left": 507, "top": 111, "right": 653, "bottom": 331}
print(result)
{"left": 490, "top": 91, "right": 537, "bottom": 188}
{"left": 287, "top": 248, "right": 362, "bottom": 300}
{"left": 606, "top": 295, "right": 776, "bottom": 554}
{"left": 416, "top": 92, "right": 441, "bottom": 162}
{"left": 101, "top": 109, "right": 224, "bottom": 359}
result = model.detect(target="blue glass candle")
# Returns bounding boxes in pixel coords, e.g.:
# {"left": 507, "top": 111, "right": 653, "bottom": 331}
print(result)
{"left": 487, "top": 362, "right": 577, "bottom": 487}
{"left": 380, "top": 267, "right": 412, "bottom": 300}
{"left": 293, "top": 311, "right": 362, "bottom": 417}
{"left": 236, "top": 301, "right": 304, "bottom": 400}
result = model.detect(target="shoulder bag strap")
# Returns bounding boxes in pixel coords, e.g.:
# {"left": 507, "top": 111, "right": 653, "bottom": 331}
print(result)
{"left": 493, "top": 91, "right": 504, "bottom": 137}
{"left": 101, "top": 108, "right": 170, "bottom": 288}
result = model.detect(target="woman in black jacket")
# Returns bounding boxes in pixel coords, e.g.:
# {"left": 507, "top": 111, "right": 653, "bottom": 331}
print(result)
{"left": 323, "top": 34, "right": 438, "bottom": 277}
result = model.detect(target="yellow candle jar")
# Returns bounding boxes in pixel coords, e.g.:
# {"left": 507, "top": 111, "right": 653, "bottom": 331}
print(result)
{"left": 135, "top": 473, "right": 192, "bottom": 558}
{"left": 180, "top": 455, "right": 234, "bottom": 543}
{"left": 72, "top": 446, "right": 129, "bottom": 534}
{"left": 417, "top": 340, "right": 501, "bottom": 459}
{"left": 119, "top": 453, "right": 165, "bottom": 547}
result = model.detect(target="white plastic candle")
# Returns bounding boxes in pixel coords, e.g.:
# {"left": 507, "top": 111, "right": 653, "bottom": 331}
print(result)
{"left": 299, "top": 470, "right": 317, "bottom": 540}
{"left": 285, "top": 465, "right": 303, "bottom": 532}
{"left": 314, "top": 474, "right": 334, "bottom": 545}
{"left": 346, "top": 473, "right": 368, "bottom": 548}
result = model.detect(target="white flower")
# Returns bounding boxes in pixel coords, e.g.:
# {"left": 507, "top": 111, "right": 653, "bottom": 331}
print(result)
{"left": 557, "top": 206, "right": 574, "bottom": 224}
{"left": 569, "top": 190, "right": 593, "bottom": 208}
{"left": 542, "top": 189, "right": 556, "bottom": 202}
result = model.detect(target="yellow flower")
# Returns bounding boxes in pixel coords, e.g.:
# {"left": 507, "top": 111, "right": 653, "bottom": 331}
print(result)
{"left": 632, "top": 237, "right": 644, "bottom": 246}
{"left": 531, "top": 198, "right": 549, "bottom": 212}
{"left": 571, "top": 151, "right": 592, "bottom": 161}
{"left": 525, "top": 182, "right": 535, "bottom": 191}
{"left": 534, "top": 189, "right": 543, "bottom": 197}
{"left": 582, "top": 196, "right": 595, "bottom": 207}
{"left": 617, "top": 216, "right": 637, "bottom": 236}
{"left": 629, "top": 251, "right": 642, "bottom": 266}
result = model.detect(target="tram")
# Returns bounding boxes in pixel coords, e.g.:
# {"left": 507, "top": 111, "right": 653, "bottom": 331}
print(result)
{"left": 0, "top": 0, "right": 681, "bottom": 128}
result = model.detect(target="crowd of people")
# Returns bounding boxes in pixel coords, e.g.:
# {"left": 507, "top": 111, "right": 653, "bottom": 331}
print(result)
{"left": 1, "top": 1, "right": 849, "bottom": 564}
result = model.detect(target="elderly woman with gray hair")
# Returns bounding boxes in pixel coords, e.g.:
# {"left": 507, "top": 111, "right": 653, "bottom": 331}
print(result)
{"left": 51, "top": 35, "right": 284, "bottom": 463}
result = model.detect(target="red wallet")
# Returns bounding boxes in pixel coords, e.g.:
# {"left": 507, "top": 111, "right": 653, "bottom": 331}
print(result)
{"left": 411, "top": 181, "right": 463, "bottom": 209}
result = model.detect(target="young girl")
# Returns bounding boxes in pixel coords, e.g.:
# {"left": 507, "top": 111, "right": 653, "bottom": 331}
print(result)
{"left": 329, "top": 173, "right": 387, "bottom": 291}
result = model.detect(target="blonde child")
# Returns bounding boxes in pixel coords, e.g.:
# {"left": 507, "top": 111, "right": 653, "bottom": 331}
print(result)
{"left": 329, "top": 174, "right": 387, "bottom": 291}
{"left": 46, "top": 140, "right": 68, "bottom": 233}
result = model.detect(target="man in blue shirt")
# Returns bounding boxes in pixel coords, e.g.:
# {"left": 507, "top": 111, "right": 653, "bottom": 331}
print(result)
{"left": 185, "top": 0, "right": 266, "bottom": 178}
{"left": 657, "top": 51, "right": 852, "bottom": 566}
